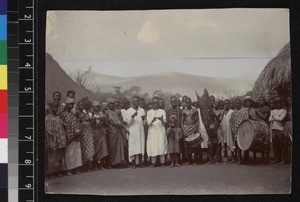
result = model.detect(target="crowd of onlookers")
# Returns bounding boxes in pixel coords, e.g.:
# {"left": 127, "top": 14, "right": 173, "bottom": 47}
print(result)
{"left": 45, "top": 90, "right": 292, "bottom": 178}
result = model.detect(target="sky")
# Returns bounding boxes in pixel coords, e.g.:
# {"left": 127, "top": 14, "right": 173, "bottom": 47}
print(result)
{"left": 46, "top": 9, "right": 290, "bottom": 79}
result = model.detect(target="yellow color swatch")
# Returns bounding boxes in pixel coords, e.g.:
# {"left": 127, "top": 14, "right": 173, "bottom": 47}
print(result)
{"left": 0, "top": 65, "right": 7, "bottom": 90}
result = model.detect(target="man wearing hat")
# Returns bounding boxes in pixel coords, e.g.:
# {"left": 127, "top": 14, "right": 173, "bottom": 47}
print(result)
{"left": 45, "top": 101, "right": 67, "bottom": 177}
{"left": 269, "top": 97, "right": 287, "bottom": 164}
{"left": 60, "top": 97, "right": 82, "bottom": 174}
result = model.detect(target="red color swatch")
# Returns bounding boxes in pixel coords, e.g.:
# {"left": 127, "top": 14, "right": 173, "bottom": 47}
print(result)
{"left": 0, "top": 90, "right": 7, "bottom": 114}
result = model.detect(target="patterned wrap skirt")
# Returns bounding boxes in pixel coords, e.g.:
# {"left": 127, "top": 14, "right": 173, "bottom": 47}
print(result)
{"left": 80, "top": 124, "right": 95, "bottom": 164}
{"left": 92, "top": 126, "right": 109, "bottom": 161}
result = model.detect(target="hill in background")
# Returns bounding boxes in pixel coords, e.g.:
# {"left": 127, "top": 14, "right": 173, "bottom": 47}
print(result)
{"left": 46, "top": 52, "right": 256, "bottom": 102}
{"left": 64, "top": 68, "right": 254, "bottom": 100}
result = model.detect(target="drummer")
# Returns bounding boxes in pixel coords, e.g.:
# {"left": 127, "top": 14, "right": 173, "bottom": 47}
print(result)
{"left": 182, "top": 97, "right": 200, "bottom": 165}
{"left": 255, "top": 97, "right": 271, "bottom": 163}
{"left": 255, "top": 97, "right": 270, "bottom": 123}
{"left": 241, "top": 96, "right": 255, "bottom": 163}
{"left": 230, "top": 97, "right": 250, "bottom": 164}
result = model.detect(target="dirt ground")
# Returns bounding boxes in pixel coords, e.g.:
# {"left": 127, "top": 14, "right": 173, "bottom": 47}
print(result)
{"left": 46, "top": 161, "right": 291, "bottom": 195}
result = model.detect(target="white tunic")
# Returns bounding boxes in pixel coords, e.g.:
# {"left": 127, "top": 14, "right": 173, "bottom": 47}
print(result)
{"left": 121, "top": 109, "right": 130, "bottom": 139}
{"left": 126, "top": 107, "right": 146, "bottom": 161}
{"left": 197, "top": 108, "right": 209, "bottom": 149}
{"left": 65, "top": 141, "right": 82, "bottom": 170}
{"left": 220, "top": 109, "right": 234, "bottom": 151}
{"left": 146, "top": 109, "right": 167, "bottom": 157}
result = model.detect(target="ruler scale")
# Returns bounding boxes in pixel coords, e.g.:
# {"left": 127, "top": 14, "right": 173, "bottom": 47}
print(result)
{"left": 7, "top": 0, "right": 19, "bottom": 201}
{"left": 18, "top": 0, "right": 34, "bottom": 201}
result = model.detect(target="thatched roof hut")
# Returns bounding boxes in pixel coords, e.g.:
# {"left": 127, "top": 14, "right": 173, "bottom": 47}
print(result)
{"left": 253, "top": 42, "right": 291, "bottom": 100}
{"left": 45, "top": 53, "right": 98, "bottom": 104}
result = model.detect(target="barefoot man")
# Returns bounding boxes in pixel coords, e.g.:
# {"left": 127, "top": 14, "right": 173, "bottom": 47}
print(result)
{"left": 182, "top": 97, "right": 200, "bottom": 165}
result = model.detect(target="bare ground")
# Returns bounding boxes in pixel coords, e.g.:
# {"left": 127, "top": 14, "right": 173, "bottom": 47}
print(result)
{"left": 46, "top": 162, "right": 291, "bottom": 195}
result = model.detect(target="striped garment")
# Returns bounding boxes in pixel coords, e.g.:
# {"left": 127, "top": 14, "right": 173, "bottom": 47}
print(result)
{"left": 230, "top": 108, "right": 249, "bottom": 139}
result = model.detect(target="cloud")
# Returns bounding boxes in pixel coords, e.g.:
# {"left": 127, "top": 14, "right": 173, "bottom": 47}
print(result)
{"left": 137, "top": 21, "right": 159, "bottom": 44}
{"left": 46, "top": 9, "right": 289, "bottom": 60}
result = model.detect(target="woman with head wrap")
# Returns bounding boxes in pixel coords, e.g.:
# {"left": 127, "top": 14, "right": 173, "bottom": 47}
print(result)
{"left": 45, "top": 101, "right": 67, "bottom": 178}
{"left": 91, "top": 101, "right": 109, "bottom": 169}
{"left": 77, "top": 100, "right": 96, "bottom": 171}
{"left": 105, "top": 98, "right": 126, "bottom": 168}
{"left": 60, "top": 98, "right": 82, "bottom": 174}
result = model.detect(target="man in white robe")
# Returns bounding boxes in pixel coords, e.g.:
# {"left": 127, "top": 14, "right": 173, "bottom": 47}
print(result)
{"left": 220, "top": 99, "right": 234, "bottom": 160}
{"left": 118, "top": 98, "right": 131, "bottom": 166}
{"left": 147, "top": 96, "right": 167, "bottom": 167}
{"left": 126, "top": 96, "right": 146, "bottom": 168}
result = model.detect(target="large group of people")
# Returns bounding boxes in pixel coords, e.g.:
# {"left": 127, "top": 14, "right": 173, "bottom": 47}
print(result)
{"left": 45, "top": 90, "right": 292, "bottom": 178}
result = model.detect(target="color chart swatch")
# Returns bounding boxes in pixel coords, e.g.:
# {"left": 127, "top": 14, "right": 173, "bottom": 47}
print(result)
{"left": 0, "top": 0, "right": 8, "bottom": 200}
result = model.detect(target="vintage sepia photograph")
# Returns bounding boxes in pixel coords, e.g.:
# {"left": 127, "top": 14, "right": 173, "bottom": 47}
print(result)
{"left": 44, "top": 9, "right": 291, "bottom": 195}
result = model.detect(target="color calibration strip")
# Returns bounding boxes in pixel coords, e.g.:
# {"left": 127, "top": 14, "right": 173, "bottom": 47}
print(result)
{"left": 0, "top": 0, "right": 8, "bottom": 201}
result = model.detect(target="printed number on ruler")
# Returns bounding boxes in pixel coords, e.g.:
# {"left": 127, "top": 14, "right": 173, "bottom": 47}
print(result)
{"left": 24, "top": 14, "right": 31, "bottom": 19}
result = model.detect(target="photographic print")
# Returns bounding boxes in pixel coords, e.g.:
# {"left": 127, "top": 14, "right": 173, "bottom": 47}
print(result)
{"left": 44, "top": 9, "right": 291, "bottom": 195}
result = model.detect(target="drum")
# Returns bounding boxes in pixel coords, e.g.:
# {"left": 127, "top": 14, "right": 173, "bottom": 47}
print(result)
{"left": 185, "top": 132, "right": 203, "bottom": 149}
{"left": 237, "top": 119, "right": 270, "bottom": 151}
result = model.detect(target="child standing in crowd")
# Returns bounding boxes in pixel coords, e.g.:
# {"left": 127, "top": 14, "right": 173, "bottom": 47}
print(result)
{"left": 166, "top": 115, "right": 183, "bottom": 167}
